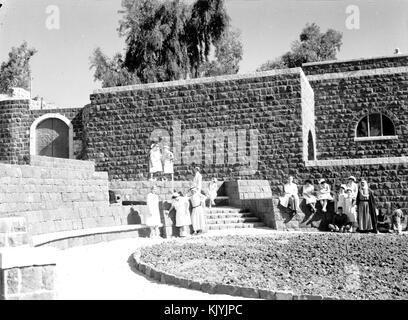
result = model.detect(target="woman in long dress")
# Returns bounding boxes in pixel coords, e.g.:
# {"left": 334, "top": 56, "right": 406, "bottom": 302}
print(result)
{"left": 279, "top": 176, "right": 300, "bottom": 213}
{"left": 189, "top": 187, "right": 207, "bottom": 235}
{"left": 162, "top": 145, "right": 174, "bottom": 181}
{"left": 356, "top": 180, "right": 378, "bottom": 233}
{"left": 207, "top": 178, "right": 218, "bottom": 208}
{"left": 145, "top": 186, "right": 161, "bottom": 237}
{"left": 149, "top": 143, "right": 163, "bottom": 180}
{"left": 302, "top": 179, "right": 317, "bottom": 213}
{"left": 316, "top": 178, "right": 333, "bottom": 213}
{"left": 169, "top": 192, "right": 191, "bottom": 237}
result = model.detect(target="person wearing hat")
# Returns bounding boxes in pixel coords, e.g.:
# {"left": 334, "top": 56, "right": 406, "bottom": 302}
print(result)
{"left": 343, "top": 187, "right": 357, "bottom": 231}
{"left": 316, "top": 178, "right": 333, "bottom": 213}
{"left": 189, "top": 186, "right": 207, "bottom": 235}
{"left": 356, "top": 180, "right": 378, "bottom": 233}
{"left": 192, "top": 166, "right": 203, "bottom": 194}
{"left": 346, "top": 176, "right": 358, "bottom": 200}
{"left": 149, "top": 142, "right": 163, "bottom": 181}
{"left": 169, "top": 191, "right": 191, "bottom": 237}
{"left": 145, "top": 185, "right": 161, "bottom": 238}
{"left": 207, "top": 177, "right": 218, "bottom": 209}
{"left": 162, "top": 145, "right": 174, "bottom": 181}
{"left": 279, "top": 176, "right": 300, "bottom": 213}
{"left": 302, "top": 179, "right": 317, "bottom": 213}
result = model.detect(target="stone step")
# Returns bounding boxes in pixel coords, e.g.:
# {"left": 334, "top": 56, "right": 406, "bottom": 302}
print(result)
{"left": 214, "top": 196, "right": 229, "bottom": 206}
{"left": 205, "top": 212, "right": 254, "bottom": 219}
{"left": 207, "top": 222, "right": 265, "bottom": 230}
{"left": 206, "top": 217, "right": 260, "bottom": 225}
{"left": 204, "top": 206, "right": 248, "bottom": 214}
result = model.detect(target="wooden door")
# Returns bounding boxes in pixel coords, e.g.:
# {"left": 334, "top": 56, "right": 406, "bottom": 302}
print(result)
{"left": 35, "top": 118, "right": 69, "bottom": 158}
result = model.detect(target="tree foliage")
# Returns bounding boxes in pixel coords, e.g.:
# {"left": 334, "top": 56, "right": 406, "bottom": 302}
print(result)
{"left": 257, "top": 23, "right": 342, "bottom": 71}
{"left": 199, "top": 27, "right": 243, "bottom": 77}
{"left": 90, "top": 0, "right": 238, "bottom": 86}
{"left": 0, "top": 42, "right": 37, "bottom": 94}
{"left": 89, "top": 48, "right": 139, "bottom": 88}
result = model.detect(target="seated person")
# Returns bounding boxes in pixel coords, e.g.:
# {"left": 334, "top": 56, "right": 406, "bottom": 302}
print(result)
{"left": 328, "top": 207, "right": 352, "bottom": 233}
{"left": 377, "top": 209, "right": 391, "bottom": 233}
{"left": 390, "top": 205, "right": 404, "bottom": 234}
{"left": 279, "top": 176, "right": 300, "bottom": 214}
{"left": 302, "top": 179, "right": 317, "bottom": 213}
{"left": 317, "top": 178, "right": 333, "bottom": 213}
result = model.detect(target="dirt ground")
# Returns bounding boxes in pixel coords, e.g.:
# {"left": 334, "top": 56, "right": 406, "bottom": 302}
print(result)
{"left": 140, "top": 232, "right": 408, "bottom": 300}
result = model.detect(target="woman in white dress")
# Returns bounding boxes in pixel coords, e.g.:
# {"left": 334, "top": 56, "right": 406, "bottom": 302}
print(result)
{"left": 317, "top": 178, "right": 333, "bottom": 213}
{"left": 169, "top": 192, "right": 191, "bottom": 237}
{"left": 279, "top": 176, "right": 300, "bottom": 213}
{"left": 189, "top": 187, "right": 207, "bottom": 235}
{"left": 145, "top": 186, "right": 161, "bottom": 237}
{"left": 149, "top": 143, "right": 163, "bottom": 180}
{"left": 343, "top": 187, "right": 357, "bottom": 231}
{"left": 207, "top": 178, "right": 218, "bottom": 208}
{"left": 302, "top": 179, "right": 317, "bottom": 213}
{"left": 346, "top": 176, "right": 358, "bottom": 200}
{"left": 162, "top": 145, "right": 174, "bottom": 181}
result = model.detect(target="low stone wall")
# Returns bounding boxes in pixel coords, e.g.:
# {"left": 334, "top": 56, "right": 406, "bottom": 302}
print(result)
{"left": 0, "top": 216, "right": 58, "bottom": 300}
{"left": 131, "top": 247, "right": 337, "bottom": 300}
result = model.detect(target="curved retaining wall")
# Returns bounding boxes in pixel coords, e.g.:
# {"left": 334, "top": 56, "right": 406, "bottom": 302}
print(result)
{"left": 130, "top": 247, "right": 338, "bottom": 300}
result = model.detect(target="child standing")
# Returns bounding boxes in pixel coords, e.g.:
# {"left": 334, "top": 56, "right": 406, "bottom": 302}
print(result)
{"left": 170, "top": 192, "right": 191, "bottom": 237}
{"left": 207, "top": 178, "right": 218, "bottom": 209}
{"left": 343, "top": 188, "right": 357, "bottom": 232}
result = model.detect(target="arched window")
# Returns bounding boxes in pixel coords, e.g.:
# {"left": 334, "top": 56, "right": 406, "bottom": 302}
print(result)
{"left": 307, "top": 130, "right": 315, "bottom": 160}
{"left": 355, "top": 113, "right": 396, "bottom": 140}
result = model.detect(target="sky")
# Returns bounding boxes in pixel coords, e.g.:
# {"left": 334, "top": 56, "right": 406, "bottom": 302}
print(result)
{"left": 0, "top": 0, "right": 407, "bottom": 107}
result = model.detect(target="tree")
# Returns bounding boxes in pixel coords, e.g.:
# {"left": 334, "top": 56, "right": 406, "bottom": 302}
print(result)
{"left": 0, "top": 42, "right": 37, "bottom": 94}
{"left": 90, "top": 48, "right": 139, "bottom": 88}
{"left": 90, "top": 0, "right": 235, "bottom": 86}
{"left": 185, "top": 0, "right": 230, "bottom": 77}
{"left": 257, "top": 23, "right": 342, "bottom": 71}
{"left": 199, "top": 26, "right": 243, "bottom": 77}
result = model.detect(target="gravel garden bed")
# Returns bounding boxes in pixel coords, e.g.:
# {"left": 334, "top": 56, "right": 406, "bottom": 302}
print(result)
{"left": 139, "top": 233, "right": 408, "bottom": 300}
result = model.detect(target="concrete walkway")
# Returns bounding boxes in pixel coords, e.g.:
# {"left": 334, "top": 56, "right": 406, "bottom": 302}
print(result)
{"left": 55, "top": 228, "right": 278, "bottom": 300}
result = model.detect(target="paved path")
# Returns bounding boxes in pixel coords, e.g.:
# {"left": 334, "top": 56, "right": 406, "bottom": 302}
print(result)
{"left": 55, "top": 228, "right": 278, "bottom": 300}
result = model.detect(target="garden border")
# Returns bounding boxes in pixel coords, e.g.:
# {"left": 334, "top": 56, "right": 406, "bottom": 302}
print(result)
{"left": 130, "top": 246, "right": 339, "bottom": 300}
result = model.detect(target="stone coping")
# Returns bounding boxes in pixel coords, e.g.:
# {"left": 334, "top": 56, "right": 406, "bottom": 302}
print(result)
{"left": 302, "top": 53, "right": 408, "bottom": 67}
{"left": 307, "top": 66, "right": 408, "bottom": 81}
{"left": 92, "top": 68, "right": 303, "bottom": 94}
{"left": 32, "top": 224, "right": 158, "bottom": 247}
{"left": 305, "top": 156, "right": 408, "bottom": 167}
{"left": 131, "top": 243, "right": 338, "bottom": 300}
{"left": 0, "top": 246, "right": 59, "bottom": 269}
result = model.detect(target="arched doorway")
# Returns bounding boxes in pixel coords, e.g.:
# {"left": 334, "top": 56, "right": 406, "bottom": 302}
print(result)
{"left": 30, "top": 114, "right": 73, "bottom": 159}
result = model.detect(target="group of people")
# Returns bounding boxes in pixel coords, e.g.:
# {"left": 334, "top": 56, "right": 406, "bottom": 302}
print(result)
{"left": 145, "top": 166, "right": 219, "bottom": 237}
{"left": 148, "top": 142, "right": 174, "bottom": 181}
{"left": 279, "top": 175, "right": 406, "bottom": 234}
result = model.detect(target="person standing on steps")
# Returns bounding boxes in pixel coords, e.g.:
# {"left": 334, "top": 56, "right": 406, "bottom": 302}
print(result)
{"left": 162, "top": 145, "right": 174, "bottom": 181}
{"left": 207, "top": 178, "right": 218, "bottom": 209}
{"left": 193, "top": 166, "right": 203, "bottom": 194}
{"left": 145, "top": 185, "right": 161, "bottom": 238}
{"left": 149, "top": 142, "right": 163, "bottom": 181}
{"left": 356, "top": 180, "right": 378, "bottom": 234}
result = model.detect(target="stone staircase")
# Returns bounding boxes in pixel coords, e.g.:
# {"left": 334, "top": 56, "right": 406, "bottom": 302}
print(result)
{"left": 204, "top": 196, "right": 265, "bottom": 231}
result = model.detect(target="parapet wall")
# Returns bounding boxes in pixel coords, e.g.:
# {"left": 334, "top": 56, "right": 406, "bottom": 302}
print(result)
{"left": 0, "top": 156, "right": 131, "bottom": 235}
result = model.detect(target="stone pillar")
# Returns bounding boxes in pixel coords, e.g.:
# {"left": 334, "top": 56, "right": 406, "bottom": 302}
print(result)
{"left": 0, "top": 217, "right": 59, "bottom": 300}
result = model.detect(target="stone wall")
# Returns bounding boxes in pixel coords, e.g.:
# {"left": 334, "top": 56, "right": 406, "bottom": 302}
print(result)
{"left": 0, "top": 98, "right": 83, "bottom": 164}
{"left": 0, "top": 156, "right": 140, "bottom": 235}
{"left": 86, "top": 69, "right": 307, "bottom": 186}
{"left": 303, "top": 54, "right": 408, "bottom": 75}
{"left": 308, "top": 67, "right": 408, "bottom": 160}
